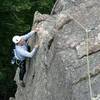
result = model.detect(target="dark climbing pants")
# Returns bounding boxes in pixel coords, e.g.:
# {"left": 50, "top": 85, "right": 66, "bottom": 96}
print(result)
{"left": 19, "top": 60, "right": 26, "bottom": 81}
{"left": 16, "top": 60, "right": 26, "bottom": 81}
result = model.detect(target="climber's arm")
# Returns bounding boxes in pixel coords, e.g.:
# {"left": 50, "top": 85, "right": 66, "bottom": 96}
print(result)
{"left": 18, "top": 46, "right": 38, "bottom": 58}
{"left": 21, "top": 28, "right": 40, "bottom": 41}
{"left": 21, "top": 30, "right": 36, "bottom": 41}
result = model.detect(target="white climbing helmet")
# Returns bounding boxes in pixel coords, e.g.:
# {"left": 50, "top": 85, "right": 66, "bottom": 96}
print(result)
{"left": 12, "top": 35, "right": 22, "bottom": 44}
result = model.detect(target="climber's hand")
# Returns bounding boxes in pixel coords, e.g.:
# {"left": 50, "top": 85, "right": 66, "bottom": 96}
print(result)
{"left": 34, "top": 28, "right": 40, "bottom": 33}
{"left": 35, "top": 27, "right": 44, "bottom": 33}
{"left": 34, "top": 44, "right": 39, "bottom": 48}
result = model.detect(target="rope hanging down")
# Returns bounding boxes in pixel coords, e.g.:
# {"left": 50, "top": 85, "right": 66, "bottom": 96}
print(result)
{"left": 67, "top": 14, "right": 93, "bottom": 100}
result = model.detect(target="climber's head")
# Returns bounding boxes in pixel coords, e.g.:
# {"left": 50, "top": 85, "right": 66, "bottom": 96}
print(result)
{"left": 12, "top": 35, "right": 25, "bottom": 45}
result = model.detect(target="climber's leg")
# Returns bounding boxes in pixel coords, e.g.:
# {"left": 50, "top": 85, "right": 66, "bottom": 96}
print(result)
{"left": 19, "top": 60, "right": 26, "bottom": 81}
{"left": 18, "top": 60, "right": 26, "bottom": 87}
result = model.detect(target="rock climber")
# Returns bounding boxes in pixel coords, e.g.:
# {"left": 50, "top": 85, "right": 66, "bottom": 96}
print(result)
{"left": 12, "top": 28, "right": 40, "bottom": 87}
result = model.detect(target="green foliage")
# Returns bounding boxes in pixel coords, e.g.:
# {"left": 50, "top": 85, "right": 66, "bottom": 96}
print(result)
{"left": 0, "top": 0, "right": 55, "bottom": 100}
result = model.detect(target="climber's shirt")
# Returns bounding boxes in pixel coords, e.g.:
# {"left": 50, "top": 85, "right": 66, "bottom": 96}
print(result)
{"left": 14, "top": 31, "right": 37, "bottom": 61}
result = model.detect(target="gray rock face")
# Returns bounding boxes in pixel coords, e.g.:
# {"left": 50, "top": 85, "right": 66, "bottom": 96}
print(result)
{"left": 13, "top": 0, "right": 100, "bottom": 100}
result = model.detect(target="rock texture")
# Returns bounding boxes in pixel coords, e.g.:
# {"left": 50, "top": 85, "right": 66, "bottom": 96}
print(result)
{"left": 13, "top": 0, "right": 100, "bottom": 100}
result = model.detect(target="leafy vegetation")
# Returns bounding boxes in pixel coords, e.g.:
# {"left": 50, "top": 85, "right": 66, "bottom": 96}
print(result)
{"left": 0, "top": 0, "right": 55, "bottom": 100}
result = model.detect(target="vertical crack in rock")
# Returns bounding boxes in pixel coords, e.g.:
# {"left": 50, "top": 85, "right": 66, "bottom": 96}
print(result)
{"left": 48, "top": 37, "right": 54, "bottom": 50}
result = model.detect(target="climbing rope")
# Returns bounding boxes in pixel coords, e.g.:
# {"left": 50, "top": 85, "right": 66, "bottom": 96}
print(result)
{"left": 86, "top": 30, "right": 93, "bottom": 100}
{"left": 51, "top": 0, "right": 60, "bottom": 15}
{"left": 67, "top": 14, "right": 93, "bottom": 100}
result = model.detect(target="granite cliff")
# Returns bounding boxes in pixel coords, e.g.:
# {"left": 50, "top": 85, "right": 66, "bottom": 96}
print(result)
{"left": 10, "top": 0, "right": 100, "bottom": 100}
